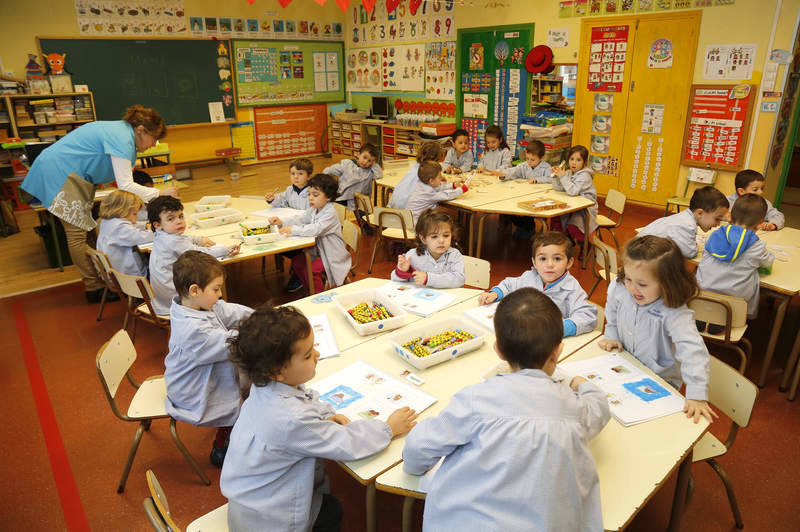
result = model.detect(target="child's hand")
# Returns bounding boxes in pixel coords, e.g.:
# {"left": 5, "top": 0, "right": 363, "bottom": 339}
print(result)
{"left": 200, "top": 236, "right": 215, "bottom": 247}
{"left": 158, "top": 186, "right": 180, "bottom": 198}
{"left": 279, "top": 226, "right": 292, "bottom": 236}
{"left": 487, "top": 170, "right": 504, "bottom": 177}
{"left": 526, "top": 177, "right": 537, "bottom": 184}
{"left": 569, "top": 376, "right": 588, "bottom": 391}
{"left": 397, "top": 254, "right": 410, "bottom": 272}
{"left": 449, "top": 167, "right": 462, "bottom": 174}
{"left": 228, "top": 244, "right": 241, "bottom": 256}
{"left": 264, "top": 192, "right": 275, "bottom": 202}
{"left": 478, "top": 291, "right": 498, "bottom": 305}
{"left": 268, "top": 216, "right": 282, "bottom": 225}
{"left": 684, "top": 399, "right": 718, "bottom": 424}
{"left": 386, "top": 407, "right": 419, "bottom": 437}
{"left": 328, "top": 414, "right": 351, "bottom": 425}
{"left": 552, "top": 166, "right": 565, "bottom": 177}
{"left": 758, "top": 221, "right": 777, "bottom": 231}
{"left": 598, "top": 338, "right": 623, "bottom": 352}
{"left": 413, "top": 271, "right": 428, "bottom": 285}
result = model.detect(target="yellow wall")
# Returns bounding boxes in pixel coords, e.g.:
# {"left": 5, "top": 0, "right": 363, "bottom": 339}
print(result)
{"left": 0, "top": 0, "right": 345, "bottom": 164}
{"left": 343, "top": 0, "right": 799, "bottom": 203}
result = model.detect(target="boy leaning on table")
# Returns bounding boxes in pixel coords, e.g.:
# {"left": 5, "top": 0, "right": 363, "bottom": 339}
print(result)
{"left": 402, "top": 287, "right": 610, "bottom": 531}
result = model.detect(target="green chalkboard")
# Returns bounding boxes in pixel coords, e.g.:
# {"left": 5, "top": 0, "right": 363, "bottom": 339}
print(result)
{"left": 37, "top": 37, "right": 235, "bottom": 125}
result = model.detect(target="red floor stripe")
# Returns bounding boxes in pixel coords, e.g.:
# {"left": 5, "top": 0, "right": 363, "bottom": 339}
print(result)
{"left": 13, "top": 299, "right": 90, "bottom": 532}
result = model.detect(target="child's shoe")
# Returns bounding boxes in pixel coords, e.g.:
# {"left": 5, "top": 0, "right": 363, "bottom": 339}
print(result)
{"left": 210, "top": 441, "right": 227, "bottom": 468}
{"left": 286, "top": 272, "right": 304, "bottom": 292}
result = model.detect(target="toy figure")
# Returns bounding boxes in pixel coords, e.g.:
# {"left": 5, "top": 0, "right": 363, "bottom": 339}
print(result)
{"left": 44, "top": 52, "right": 66, "bottom": 75}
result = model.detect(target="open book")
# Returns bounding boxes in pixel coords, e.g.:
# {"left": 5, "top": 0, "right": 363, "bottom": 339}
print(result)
{"left": 377, "top": 282, "right": 458, "bottom": 317}
{"left": 559, "top": 353, "right": 685, "bottom": 427}
{"left": 461, "top": 302, "right": 498, "bottom": 332}
{"left": 307, "top": 314, "right": 339, "bottom": 360}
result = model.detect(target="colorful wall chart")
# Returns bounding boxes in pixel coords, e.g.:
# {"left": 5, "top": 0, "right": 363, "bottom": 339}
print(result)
{"left": 494, "top": 69, "right": 527, "bottom": 159}
{"left": 382, "top": 44, "right": 426, "bottom": 92}
{"left": 346, "top": 47, "right": 382, "bottom": 91}
{"left": 349, "top": 2, "right": 455, "bottom": 47}
{"left": 587, "top": 25, "right": 629, "bottom": 92}
{"left": 253, "top": 104, "right": 329, "bottom": 160}
{"left": 425, "top": 41, "right": 456, "bottom": 100}
{"left": 190, "top": 15, "right": 342, "bottom": 41}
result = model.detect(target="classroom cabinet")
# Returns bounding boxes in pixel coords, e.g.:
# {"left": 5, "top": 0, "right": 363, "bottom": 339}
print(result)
{"left": 530, "top": 76, "right": 564, "bottom": 105}
{"left": 330, "top": 119, "right": 366, "bottom": 158}
{"left": 381, "top": 124, "right": 421, "bottom": 161}
{"left": 329, "top": 120, "right": 421, "bottom": 162}
{"left": 2, "top": 92, "right": 96, "bottom": 142}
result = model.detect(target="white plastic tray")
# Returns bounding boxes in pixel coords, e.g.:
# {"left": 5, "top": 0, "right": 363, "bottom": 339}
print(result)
{"left": 239, "top": 220, "right": 281, "bottom": 245}
{"left": 190, "top": 208, "right": 243, "bottom": 228}
{"left": 332, "top": 289, "right": 408, "bottom": 336}
{"left": 195, "top": 195, "right": 232, "bottom": 212}
{"left": 386, "top": 316, "right": 487, "bottom": 370}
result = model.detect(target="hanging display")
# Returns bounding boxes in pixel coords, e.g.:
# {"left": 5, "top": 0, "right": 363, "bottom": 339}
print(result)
{"left": 425, "top": 41, "right": 456, "bottom": 100}
{"left": 587, "top": 25, "right": 628, "bottom": 92}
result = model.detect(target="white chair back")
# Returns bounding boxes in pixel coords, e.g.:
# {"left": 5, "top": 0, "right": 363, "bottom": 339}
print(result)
{"left": 342, "top": 220, "right": 360, "bottom": 255}
{"left": 708, "top": 355, "right": 758, "bottom": 428}
{"left": 113, "top": 269, "right": 155, "bottom": 301}
{"left": 605, "top": 188, "right": 626, "bottom": 216}
{"left": 333, "top": 202, "right": 346, "bottom": 225}
{"left": 690, "top": 291, "right": 748, "bottom": 329}
{"left": 373, "top": 207, "right": 415, "bottom": 234}
{"left": 462, "top": 255, "right": 491, "bottom": 289}
{"left": 592, "top": 236, "right": 618, "bottom": 277}
{"left": 96, "top": 330, "right": 137, "bottom": 398}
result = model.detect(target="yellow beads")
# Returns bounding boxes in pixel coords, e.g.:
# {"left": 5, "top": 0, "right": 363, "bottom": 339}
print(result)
{"left": 348, "top": 302, "right": 394, "bottom": 324}
{"left": 403, "top": 329, "right": 475, "bottom": 358}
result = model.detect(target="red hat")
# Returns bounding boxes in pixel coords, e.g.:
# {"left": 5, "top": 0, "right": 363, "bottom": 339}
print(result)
{"left": 525, "top": 45, "right": 555, "bottom": 74}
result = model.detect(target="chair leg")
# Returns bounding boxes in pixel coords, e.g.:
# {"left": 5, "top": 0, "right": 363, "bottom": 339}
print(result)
{"left": 96, "top": 286, "right": 108, "bottom": 321}
{"left": 274, "top": 254, "right": 284, "bottom": 272}
{"left": 118, "top": 422, "right": 146, "bottom": 493}
{"left": 368, "top": 236, "right": 382, "bottom": 274}
{"left": 169, "top": 418, "right": 210, "bottom": 486}
{"left": 261, "top": 256, "right": 266, "bottom": 275}
{"left": 740, "top": 338, "right": 752, "bottom": 374}
{"left": 733, "top": 344, "right": 748, "bottom": 375}
{"left": 707, "top": 458, "right": 743, "bottom": 529}
{"left": 588, "top": 277, "right": 601, "bottom": 299}
{"left": 130, "top": 316, "right": 138, "bottom": 343}
{"left": 609, "top": 228, "right": 619, "bottom": 251}
{"left": 122, "top": 297, "right": 133, "bottom": 331}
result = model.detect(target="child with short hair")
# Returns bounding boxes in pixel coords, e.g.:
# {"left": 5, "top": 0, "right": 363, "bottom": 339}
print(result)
{"left": 391, "top": 208, "right": 465, "bottom": 288}
{"left": 324, "top": 143, "right": 382, "bottom": 210}
{"left": 639, "top": 185, "right": 729, "bottom": 258}
{"left": 269, "top": 174, "right": 351, "bottom": 294}
{"left": 500, "top": 140, "right": 552, "bottom": 183}
{"left": 147, "top": 196, "right": 239, "bottom": 315}
{"left": 551, "top": 145, "right": 598, "bottom": 243}
{"left": 264, "top": 157, "right": 313, "bottom": 210}
{"left": 96, "top": 190, "right": 153, "bottom": 277}
{"left": 478, "top": 231, "right": 597, "bottom": 336}
{"left": 165, "top": 251, "right": 254, "bottom": 467}
{"left": 478, "top": 125, "right": 513, "bottom": 174}
{"left": 443, "top": 129, "right": 474, "bottom": 174}
{"left": 221, "top": 305, "right": 418, "bottom": 531}
{"left": 696, "top": 194, "right": 774, "bottom": 322}
{"left": 389, "top": 141, "right": 444, "bottom": 209}
{"left": 727, "top": 169, "right": 785, "bottom": 230}
{"left": 599, "top": 235, "right": 716, "bottom": 423}
{"left": 406, "top": 161, "right": 468, "bottom": 224}
{"left": 402, "top": 288, "right": 610, "bottom": 531}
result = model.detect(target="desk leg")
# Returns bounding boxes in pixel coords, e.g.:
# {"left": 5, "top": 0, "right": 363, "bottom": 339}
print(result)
{"left": 304, "top": 248, "right": 315, "bottom": 295}
{"left": 582, "top": 212, "right": 589, "bottom": 269}
{"left": 759, "top": 292, "right": 790, "bottom": 388}
{"left": 366, "top": 483, "right": 377, "bottom": 532}
{"left": 468, "top": 212, "right": 477, "bottom": 256}
{"left": 667, "top": 453, "right": 693, "bottom": 532}
{"left": 48, "top": 212, "right": 64, "bottom": 272}
{"left": 402, "top": 496, "right": 415, "bottom": 532}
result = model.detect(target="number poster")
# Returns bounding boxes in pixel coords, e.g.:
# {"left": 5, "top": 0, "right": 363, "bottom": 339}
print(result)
{"left": 587, "top": 25, "right": 629, "bottom": 92}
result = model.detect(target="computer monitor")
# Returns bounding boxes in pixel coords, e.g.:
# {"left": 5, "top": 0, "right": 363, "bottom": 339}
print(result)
{"left": 371, "top": 96, "right": 390, "bottom": 120}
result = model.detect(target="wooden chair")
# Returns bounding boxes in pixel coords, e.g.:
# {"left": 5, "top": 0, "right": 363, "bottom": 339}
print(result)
{"left": 587, "top": 234, "right": 619, "bottom": 298}
{"left": 665, "top": 170, "right": 716, "bottom": 216}
{"left": 332, "top": 201, "right": 347, "bottom": 225}
{"left": 688, "top": 355, "right": 758, "bottom": 529}
{"left": 368, "top": 207, "right": 416, "bottom": 274}
{"left": 342, "top": 219, "right": 360, "bottom": 282}
{"left": 595, "top": 189, "right": 626, "bottom": 250}
{"left": 462, "top": 255, "right": 491, "bottom": 289}
{"left": 112, "top": 269, "right": 170, "bottom": 342}
{"left": 144, "top": 470, "right": 228, "bottom": 532}
{"left": 688, "top": 291, "right": 751, "bottom": 373}
{"left": 87, "top": 247, "right": 122, "bottom": 322}
{"left": 354, "top": 191, "right": 377, "bottom": 234}
{"left": 96, "top": 330, "right": 209, "bottom": 493}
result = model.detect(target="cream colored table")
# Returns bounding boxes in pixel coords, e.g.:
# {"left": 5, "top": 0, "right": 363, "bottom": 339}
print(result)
{"left": 376, "top": 338, "right": 708, "bottom": 532}
{"left": 138, "top": 197, "right": 318, "bottom": 294}
{"left": 310, "top": 294, "right": 602, "bottom": 532}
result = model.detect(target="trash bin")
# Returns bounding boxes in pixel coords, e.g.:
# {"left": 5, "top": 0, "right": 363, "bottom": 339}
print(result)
{"left": 34, "top": 223, "right": 73, "bottom": 268}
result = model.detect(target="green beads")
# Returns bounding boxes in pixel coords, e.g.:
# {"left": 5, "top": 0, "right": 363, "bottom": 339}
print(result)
{"left": 402, "top": 329, "right": 475, "bottom": 358}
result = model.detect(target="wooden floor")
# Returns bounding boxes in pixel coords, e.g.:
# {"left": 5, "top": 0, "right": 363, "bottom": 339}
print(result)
{"left": 3, "top": 161, "right": 800, "bottom": 531}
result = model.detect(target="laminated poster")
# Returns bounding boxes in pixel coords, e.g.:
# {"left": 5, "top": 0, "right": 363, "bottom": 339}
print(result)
{"left": 425, "top": 41, "right": 456, "bottom": 101}
{"left": 587, "top": 25, "right": 628, "bottom": 92}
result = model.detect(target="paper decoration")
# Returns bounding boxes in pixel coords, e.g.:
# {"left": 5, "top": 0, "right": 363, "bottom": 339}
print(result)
{"left": 559, "top": 1, "right": 574, "bottom": 16}
{"left": 425, "top": 41, "right": 456, "bottom": 100}
{"left": 493, "top": 68, "right": 526, "bottom": 158}
{"left": 382, "top": 44, "right": 425, "bottom": 91}
{"left": 648, "top": 38, "right": 673, "bottom": 68}
{"left": 592, "top": 114, "right": 612, "bottom": 133}
{"left": 591, "top": 134, "right": 610, "bottom": 154}
{"left": 253, "top": 104, "right": 328, "bottom": 160}
{"left": 587, "top": 26, "right": 628, "bottom": 92}
{"left": 463, "top": 94, "right": 489, "bottom": 119}
{"left": 346, "top": 47, "right": 382, "bottom": 91}
{"left": 547, "top": 28, "right": 570, "bottom": 48}
{"left": 74, "top": 0, "right": 187, "bottom": 36}
{"left": 462, "top": 118, "right": 489, "bottom": 158}
{"left": 641, "top": 103, "right": 665, "bottom": 134}
{"left": 593, "top": 93, "right": 613, "bottom": 112}
{"left": 703, "top": 44, "right": 756, "bottom": 80}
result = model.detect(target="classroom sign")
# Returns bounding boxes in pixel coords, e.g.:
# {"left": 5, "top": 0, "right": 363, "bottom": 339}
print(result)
{"left": 587, "top": 25, "right": 628, "bottom": 92}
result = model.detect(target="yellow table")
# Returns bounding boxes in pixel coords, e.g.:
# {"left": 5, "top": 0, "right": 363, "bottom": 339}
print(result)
{"left": 375, "top": 337, "right": 708, "bottom": 532}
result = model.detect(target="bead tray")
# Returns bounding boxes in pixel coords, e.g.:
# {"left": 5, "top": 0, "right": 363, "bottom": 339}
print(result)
{"left": 332, "top": 289, "right": 408, "bottom": 336}
{"left": 386, "top": 317, "right": 487, "bottom": 370}
{"left": 190, "top": 208, "right": 244, "bottom": 228}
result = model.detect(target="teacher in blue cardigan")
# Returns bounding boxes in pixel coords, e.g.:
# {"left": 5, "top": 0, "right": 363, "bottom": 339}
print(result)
{"left": 22, "top": 105, "right": 178, "bottom": 303}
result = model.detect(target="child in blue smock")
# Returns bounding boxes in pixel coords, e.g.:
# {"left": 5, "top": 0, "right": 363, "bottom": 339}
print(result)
{"left": 392, "top": 208, "right": 465, "bottom": 288}
{"left": 477, "top": 125, "right": 512, "bottom": 173}
{"left": 147, "top": 196, "right": 239, "bottom": 315}
{"left": 164, "top": 251, "right": 253, "bottom": 467}
{"left": 600, "top": 235, "right": 716, "bottom": 423}
{"left": 406, "top": 161, "right": 468, "bottom": 224}
{"left": 501, "top": 140, "right": 553, "bottom": 240}
{"left": 264, "top": 157, "right": 313, "bottom": 210}
{"left": 221, "top": 305, "right": 418, "bottom": 532}
{"left": 551, "top": 145, "right": 598, "bottom": 243}
{"left": 479, "top": 231, "right": 596, "bottom": 336}
{"left": 97, "top": 190, "right": 153, "bottom": 277}
{"left": 389, "top": 141, "right": 444, "bottom": 209}
{"left": 727, "top": 169, "right": 785, "bottom": 230}
{"left": 324, "top": 143, "right": 382, "bottom": 210}
{"left": 403, "top": 288, "right": 610, "bottom": 531}
{"left": 443, "top": 129, "right": 474, "bottom": 174}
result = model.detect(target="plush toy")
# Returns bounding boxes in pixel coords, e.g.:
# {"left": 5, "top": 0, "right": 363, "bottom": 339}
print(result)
{"left": 25, "top": 54, "right": 45, "bottom": 79}
{"left": 44, "top": 52, "right": 67, "bottom": 75}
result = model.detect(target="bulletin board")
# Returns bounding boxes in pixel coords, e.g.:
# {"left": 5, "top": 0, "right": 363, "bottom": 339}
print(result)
{"left": 232, "top": 39, "right": 345, "bottom": 107}
{"left": 455, "top": 24, "right": 534, "bottom": 159}
{"left": 252, "top": 104, "right": 329, "bottom": 160}
{"left": 680, "top": 84, "right": 756, "bottom": 171}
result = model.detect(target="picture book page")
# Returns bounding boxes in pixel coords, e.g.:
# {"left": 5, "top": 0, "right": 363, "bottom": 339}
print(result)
{"left": 462, "top": 302, "right": 498, "bottom": 332}
{"left": 378, "top": 282, "right": 457, "bottom": 316}
{"left": 307, "top": 314, "right": 339, "bottom": 359}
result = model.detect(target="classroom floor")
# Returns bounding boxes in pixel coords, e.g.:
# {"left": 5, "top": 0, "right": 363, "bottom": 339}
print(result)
{"left": 3, "top": 162, "right": 800, "bottom": 531}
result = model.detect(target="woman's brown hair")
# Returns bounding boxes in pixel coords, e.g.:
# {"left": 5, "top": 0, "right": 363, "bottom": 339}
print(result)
{"left": 619, "top": 235, "right": 698, "bottom": 308}
{"left": 123, "top": 105, "right": 167, "bottom": 139}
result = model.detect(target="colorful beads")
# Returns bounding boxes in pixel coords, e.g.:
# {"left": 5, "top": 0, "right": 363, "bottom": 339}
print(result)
{"left": 348, "top": 302, "right": 394, "bottom": 324}
{"left": 402, "top": 329, "right": 475, "bottom": 358}
{"left": 240, "top": 223, "right": 271, "bottom": 236}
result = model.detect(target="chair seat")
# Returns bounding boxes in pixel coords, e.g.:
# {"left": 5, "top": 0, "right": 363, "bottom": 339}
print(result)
{"left": 596, "top": 214, "right": 616, "bottom": 227}
{"left": 702, "top": 325, "right": 748, "bottom": 343}
{"left": 136, "top": 302, "right": 170, "bottom": 320}
{"left": 693, "top": 432, "right": 727, "bottom": 462}
{"left": 667, "top": 196, "right": 690, "bottom": 207}
{"left": 382, "top": 227, "right": 416, "bottom": 240}
{"left": 187, "top": 503, "right": 229, "bottom": 532}
{"left": 128, "top": 376, "right": 168, "bottom": 418}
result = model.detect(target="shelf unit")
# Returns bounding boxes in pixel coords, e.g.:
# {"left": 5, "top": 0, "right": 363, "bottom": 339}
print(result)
{"left": 3, "top": 92, "right": 96, "bottom": 141}
{"left": 329, "top": 119, "right": 366, "bottom": 158}
{"left": 328, "top": 120, "right": 422, "bottom": 162}
{"left": 530, "top": 76, "right": 564, "bottom": 106}
{"left": 381, "top": 124, "right": 421, "bottom": 161}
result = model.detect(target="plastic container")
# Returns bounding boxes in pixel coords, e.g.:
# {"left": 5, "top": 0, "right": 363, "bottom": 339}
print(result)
{"left": 190, "top": 208, "right": 243, "bottom": 228}
{"left": 332, "top": 289, "right": 408, "bottom": 336}
{"left": 238, "top": 220, "right": 280, "bottom": 245}
{"left": 386, "top": 317, "right": 487, "bottom": 369}
{"left": 195, "top": 195, "right": 231, "bottom": 212}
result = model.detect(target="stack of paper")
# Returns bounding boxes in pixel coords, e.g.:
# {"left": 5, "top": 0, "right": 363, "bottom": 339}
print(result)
{"left": 309, "top": 360, "right": 437, "bottom": 422}
{"left": 307, "top": 314, "right": 339, "bottom": 360}
{"left": 249, "top": 206, "right": 306, "bottom": 220}
{"left": 461, "top": 302, "right": 498, "bottom": 332}
{"left": 559, "top": 353, "right": 685, "bottom": 427}
{"left": 377, "top": 282, "right": 457, "bottom": 317}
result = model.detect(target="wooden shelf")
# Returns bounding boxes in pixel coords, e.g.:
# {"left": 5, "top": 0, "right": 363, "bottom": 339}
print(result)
{"left": 2, "top": 91, "right": 95, "bottom": 139}
{"left": 7, "top": 92, "right": 91, "bottom": 98}
{"left": 17, "top": 119, "right": 93, "bottom": 127}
